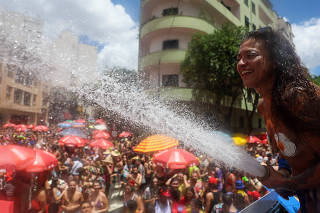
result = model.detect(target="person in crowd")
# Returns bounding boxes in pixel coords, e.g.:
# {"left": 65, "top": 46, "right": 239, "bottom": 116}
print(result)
{"left": 81, "top": 201, "right": 93, "bottom": 213}
{"left": 61, "top": 180, "right": 84, "bottom": 213}
{"left": 123, "top": 184, "right": 144, "bottom": 213}
{"left": 204, "top": 177, "right": 221, "bottom": 213}
{"left": 235, "top": 180, "right": 250, "bottom": 206}
{"left": 89, "top": 181, "right": 109, "bottom": 213}
{"left": 48, "top": 177, "right": 65, "bottom": 213}
{"left": 237, "top": 27, "right": 320, "bottom": 212}
{"left": 188, "top": 171, "right": 204, "bottom": 199}
{"left": 143, "top": 177, "right": 160, "bottom": 213}
{"left": 128, "top": 165, "right": 142, "bottom": 189}
{"left": 155, "top": 187, "right": 172, "bottom": 213}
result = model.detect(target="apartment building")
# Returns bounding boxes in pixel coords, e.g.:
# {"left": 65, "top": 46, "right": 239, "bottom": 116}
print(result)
{"left": 139, "top": 0, "right": 292, "bottom": 132}
{"left": 0, "top": 10, "right": 98, "bottom": 125}
{"left": 0, "top": 10, "right": 49, "bottom": 124}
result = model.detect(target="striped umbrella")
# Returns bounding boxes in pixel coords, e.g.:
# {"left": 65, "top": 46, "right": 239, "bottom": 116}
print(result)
{"left": 133, "top": 134, "right": 179, "bottom": 153}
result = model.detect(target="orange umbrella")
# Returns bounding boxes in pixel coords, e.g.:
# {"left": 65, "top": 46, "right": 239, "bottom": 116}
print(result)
{"left": 89, "top": 139, "right": 114, "bottom": 149}
{"left": 133, "top": 134, "right": 179, "bottom": 153}
{"left": 153, "top": 148, "right": 199, "bottom": 170}
{"left": 93, "top": 131, "right": 111, "bottom": 139}
{"left": 59, "top": 135, "right": 86, "bottom": 147}
{"left": 25, "top": 149, "right": 58, "bottom": 173}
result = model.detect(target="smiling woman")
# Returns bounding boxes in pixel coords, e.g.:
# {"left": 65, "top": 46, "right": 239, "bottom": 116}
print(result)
{"left": 237, "top": 27, "right": 320, "bottom": 213}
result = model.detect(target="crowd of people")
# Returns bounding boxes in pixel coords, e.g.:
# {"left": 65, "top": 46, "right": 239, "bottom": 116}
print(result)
{"left": 0, "top": 121, "right": 279, "bottom": 213}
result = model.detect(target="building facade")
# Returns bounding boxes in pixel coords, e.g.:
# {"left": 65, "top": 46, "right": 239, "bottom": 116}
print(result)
{"left": 0, "top": 9, "right": 98, "bottom": 125}
{"left": 139, "top": 0, "right": 291, "bottom": 132}
{"left": 0, "top": 10, "right": 49, "bottom": 125}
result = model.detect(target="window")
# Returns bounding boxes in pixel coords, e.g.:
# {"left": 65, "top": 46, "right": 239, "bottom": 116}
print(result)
{"left": 14, "top": 88, "right": 23, "bottom": 104}
{"left": 42, "top": 92, "right": 49, "bottom": 106}
{"left": 6, "top": 86, "right": 12, "bottom": 100}
{"left": 24, "top": 92, "right": 31, "bottom": 106}
{"left": 163, "top": 40, "right": 179, "bottom": 50}
{"left": 252, "top": 2, "right": 256, "bottom": 14}
{"left": 33, "top": 95, "right": 37, "bottom": 106}
{"left": 7, "top": 65, "right": 15, "bottom": 78}
{"left": 162, "top": 75, "right": 179, "bottom": 87}
{"left": 162, "top": 8, "right": 178, "bottom": 16}
{"left": 15, "top": 68, "right": 24, "bottom": 84}
{"left": 245, "top": 16, "right": 250, "bottom": 28}
{"left": 252, "top": 24, "right": 256, "bottom": 31}
{"left": 244, "top": 0, "right": 248, "bottom": 6}
{"left": 239, "top": 116, "right": 244, "bottom": 128}
{"left": 25, "top": 74, "right": 33, "bottom": 87}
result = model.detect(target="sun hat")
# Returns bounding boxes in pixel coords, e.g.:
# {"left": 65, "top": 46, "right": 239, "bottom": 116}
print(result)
{"left": 235, "top": 180, "right": 245, "bottom": 190}
{"left": 111, "top": 150, "right": 121, "bottom": 157}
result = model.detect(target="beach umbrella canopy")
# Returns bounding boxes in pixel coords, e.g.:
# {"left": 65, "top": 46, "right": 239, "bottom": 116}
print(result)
{"left": 3, "top": 123, "right": 16, "bottom": 128}
{"left": 233, "top": 136, "right": 247, "bottom": 146}
{"left": 93, "top": 131, "right": 111, "bottom": 139}
{"left": 58, "top": 122, "right": 73, "bottom": 128}
{"left": 25, "top": 149, "right": 58, "bottom": 173}
{"left": 89, "top": 138, "right": 114, "bottom": 149}
{"left": 59, "top": 135, "right": 86, "bottom": 147}
{"left": 134, "top": 134, "right": 179, "bottom": 153}
{"left": 0, "top": 145, "right": 35, "bottom": 171}
{"left": 32, "top": 125, "right": 48, "bottom": 132}
{"left": 27, "top": 124, "right": 35, "bottom": 129}
{"left": 74, "top": 119, "right": 86, "bottom": 123}
{"left": 118, "top": 131, "right": 133, "bottom": 138}
{"left": 72, "top": 122, "right": 86, "bottom": 128}
{"left": 153, "top": 148, "right": 199, "bottom": 170}
{"left": 247, "top": 136, "right": 262, "bottom": 144}
{"left": 59, "top": 128, "right": 87, "bottom": 138}
{"left": 94, "top": 124, "right": 107, "bottom": 130}
{"left": 95, "top": 119, "right": 106, "bottom": 125}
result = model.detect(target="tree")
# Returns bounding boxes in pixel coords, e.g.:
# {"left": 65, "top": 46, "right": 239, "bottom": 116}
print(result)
{"left": 181, "top": 25, "right": 258, "bottom": 132}
{"left": 311, "top": 75, "right": 320, "bottom": 86}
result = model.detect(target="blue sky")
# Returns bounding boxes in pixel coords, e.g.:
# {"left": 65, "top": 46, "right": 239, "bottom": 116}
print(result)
{"left": 112, "top": 0, "right": 320, "bottom": 75}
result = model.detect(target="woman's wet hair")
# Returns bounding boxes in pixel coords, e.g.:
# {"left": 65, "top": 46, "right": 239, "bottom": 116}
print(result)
{"left": 242, "top": 27, "right": 317, "bottom": 132}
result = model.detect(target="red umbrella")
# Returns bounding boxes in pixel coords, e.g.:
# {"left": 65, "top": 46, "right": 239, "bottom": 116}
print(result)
{"left": 95, "top": 119, "right": 106, "bottom": 125}
{"left": 32, "top": 125, "right": 48, "bottom": 132}
{"left": 0, "top": 145, "right": 35, "bottom": 171}
{"left": 27, "top": 124, "right": 35, "bottom": 129}
{"left": 25, "top": 149, "right": 58, "bottom": 173}
{"left": 153, "top": 148, "right": 199, "bottom": 170}
{"left": 118, "top": 131, "right": 132, "bottom": 138}
{"left": 89, "top": 139, "right": 114, "bottom": 149}
{"left": 74, "top": 119, "right": 86, "bottom": 123}
{"left": 247, "top": 136, "right": 262, "bottom": 144}
{"left": 59, "top": 135, "right": 86, "bottom": 147}
{"left": 261, "top": 138, "right": 268, "bottom": 145}
{"left": 2, "top": 123, "right": 16, "bottom": 128}
{"left": 15, "top": 126, "right": 28, "bottom": 132}
{"left": 93, "top": 131, "right": 111, "bottom": 139}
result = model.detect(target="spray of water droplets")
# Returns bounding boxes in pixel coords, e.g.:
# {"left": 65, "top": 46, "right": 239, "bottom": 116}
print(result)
{"left": 0, "top": 8, "right": 266, "bottom": 177}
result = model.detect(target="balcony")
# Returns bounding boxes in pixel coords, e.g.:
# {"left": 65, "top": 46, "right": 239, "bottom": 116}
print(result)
{"left": 140, "top": 49, "right": 186, "bottom": 68}
{"left": 141, "top": 15, "right": 216, "bottom": 39}
{"left": 206, "top": 0, "right": 240, "bottom": 26}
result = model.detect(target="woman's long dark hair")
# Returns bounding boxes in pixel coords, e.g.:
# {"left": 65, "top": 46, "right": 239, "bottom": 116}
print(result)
{"left": 241, "top": 28, "right": 318, "bottom": 132}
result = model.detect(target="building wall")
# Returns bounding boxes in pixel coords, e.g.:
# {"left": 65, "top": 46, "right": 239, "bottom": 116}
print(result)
{"left": 139, "top": 0, "right": 289, "bottom": 132}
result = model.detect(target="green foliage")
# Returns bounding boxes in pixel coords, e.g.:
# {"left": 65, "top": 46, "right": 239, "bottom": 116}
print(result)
{"left": 311, "top": 75, "right": 320, "bottom": 86}
{"left": 181, "top": 24, "right": 247, "bottom": 104}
